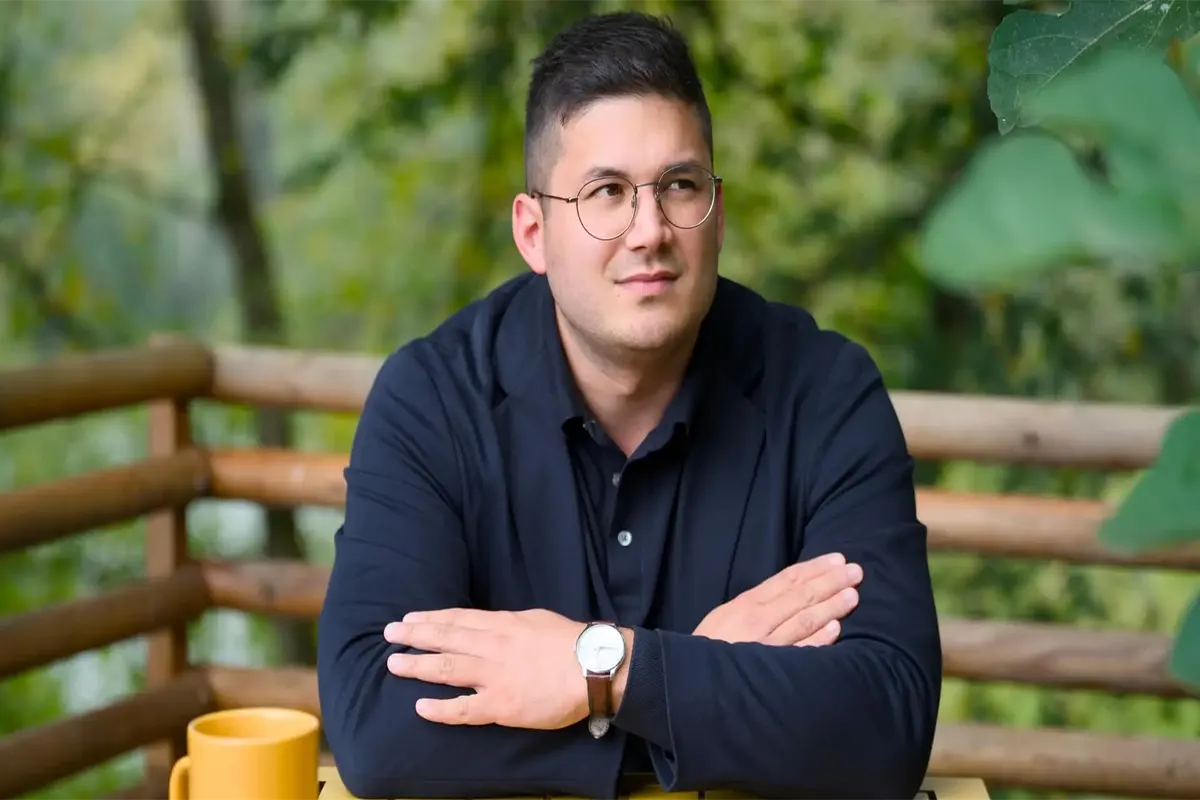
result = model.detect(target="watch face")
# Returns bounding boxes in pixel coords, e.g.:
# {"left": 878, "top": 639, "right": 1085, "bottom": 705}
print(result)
{"left": 576, "top": 624, "right": 625, "bottom": 673}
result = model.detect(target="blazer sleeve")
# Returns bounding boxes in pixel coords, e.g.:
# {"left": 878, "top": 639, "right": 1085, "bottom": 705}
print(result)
{"left": 316, "top": 347, "right": 607, "bottom": 799}
{"left": 613, "top": 339, "right": 942, "bottom": 799}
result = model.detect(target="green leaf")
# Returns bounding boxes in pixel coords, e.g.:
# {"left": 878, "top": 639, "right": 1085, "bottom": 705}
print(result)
{"left": 1169, "top": 594, "right": 1200, "bottom": 686}
{"left": 1097, "top": 409, "right": 1200, "bottom": 553}
{"left": 916, "top": 134, "right": 1188, "bottom": 290}
{"left": 917, "top": 50, "right": 1199, "bottom": 290}
{"left": 1022, "top": 48, "right": 1200, "bottom": 171}
{"left": 989, "top": 0, "right": 1200, "bottom": 133}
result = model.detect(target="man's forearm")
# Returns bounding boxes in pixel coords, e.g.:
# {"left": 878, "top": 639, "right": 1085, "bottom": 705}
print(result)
{"left": 320, "top": 635, "right": 622, "bottom": 799}
{"left": 612, "top": 626, "right": 940, "bottom": 798}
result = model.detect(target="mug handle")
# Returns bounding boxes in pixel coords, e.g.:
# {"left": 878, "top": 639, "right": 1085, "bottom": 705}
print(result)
{"left": 168, "top": 755, "right": 190, "bottom": 800}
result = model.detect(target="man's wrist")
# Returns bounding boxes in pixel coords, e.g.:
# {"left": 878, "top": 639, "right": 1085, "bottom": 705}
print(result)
{"left": 572, "top": 624, "right": 636, "bottom": 722}
{"left": 611, "top": 626, "right": 635, "bottom": 711}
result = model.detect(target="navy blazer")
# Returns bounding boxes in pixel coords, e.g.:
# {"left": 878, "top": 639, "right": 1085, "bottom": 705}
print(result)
{"left": 317, "top": 273, "right": 942, "bottom": 799}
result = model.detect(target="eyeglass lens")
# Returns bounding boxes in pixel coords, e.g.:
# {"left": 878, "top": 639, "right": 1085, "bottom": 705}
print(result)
{"left": 575, "top": 165, "right": 716, "bottom": 240}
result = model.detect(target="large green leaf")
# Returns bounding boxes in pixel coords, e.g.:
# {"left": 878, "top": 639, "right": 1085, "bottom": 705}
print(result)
{"left": 1169, "top": 594, "right": 1200, "bottom": 686}
{"left": 917, "top": 50, "right": 1199, "bottom": 290}
{"left": 1098, "top": 409, "right": 1200, "bottom": 553}
{"left": 989, "top": 0, "right": 1200, "bottom": 133}
{"left": 917, "top": 136, "right": 1187, "bottom": 289}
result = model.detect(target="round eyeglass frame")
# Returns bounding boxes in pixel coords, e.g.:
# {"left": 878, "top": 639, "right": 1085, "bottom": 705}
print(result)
{"left": 530, "top": 165, "right": 723, "bottom": 241}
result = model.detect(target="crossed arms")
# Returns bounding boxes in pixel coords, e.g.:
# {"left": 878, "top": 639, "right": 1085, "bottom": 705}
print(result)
{"left": 316, "top": 344, "right": 942, "bottom": 799}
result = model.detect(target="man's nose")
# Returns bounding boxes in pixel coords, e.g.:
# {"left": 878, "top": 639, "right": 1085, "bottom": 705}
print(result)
{"left": 624, "top": 183, "right": 671, "bottom": 247}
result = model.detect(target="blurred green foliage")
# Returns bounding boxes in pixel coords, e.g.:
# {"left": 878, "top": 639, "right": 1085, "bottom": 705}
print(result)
{"left": 919, "top": 0, "right": 1200, "bottom": 689}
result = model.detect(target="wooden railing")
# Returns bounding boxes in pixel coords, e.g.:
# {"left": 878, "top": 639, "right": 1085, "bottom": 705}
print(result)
{"left": 2, "top": 336, "right": 1200, "bottom": 799}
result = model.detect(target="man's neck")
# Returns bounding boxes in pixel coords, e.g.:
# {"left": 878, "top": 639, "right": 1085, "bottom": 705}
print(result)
{"left": 557, "top": 317, "right": 696, "bottom": 456}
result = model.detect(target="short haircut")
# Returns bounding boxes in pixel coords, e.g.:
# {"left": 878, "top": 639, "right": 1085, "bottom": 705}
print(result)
{"left": 523, "top": 11, "right": 714, "bottom": 193}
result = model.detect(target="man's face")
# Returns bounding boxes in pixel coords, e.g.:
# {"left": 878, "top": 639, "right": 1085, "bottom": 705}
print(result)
{"left": 513, "top": 94, "right": 723, "bottom": 358}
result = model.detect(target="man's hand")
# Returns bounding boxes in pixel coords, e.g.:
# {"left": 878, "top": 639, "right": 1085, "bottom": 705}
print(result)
{"left": 383, "top": 608, "right": 592, "bottom": 730}
{"left": 693, "top": 552, "right": 861, "bottom": 646}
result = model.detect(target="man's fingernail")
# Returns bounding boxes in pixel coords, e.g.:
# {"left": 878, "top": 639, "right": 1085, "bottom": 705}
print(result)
{"left": 824, "top": 620, "right": 840, "bottom": 633}
{"left": 384, "top": 622, "right": 406, "bottom": 641}
{"left": 404, "top": 611, "right": 425, "bottom": 623}
{"left": 846, "top": 563, "right": 863, "bottom": 581}
{"left": 825, "top": 552, "right": 846, "bottom": 565}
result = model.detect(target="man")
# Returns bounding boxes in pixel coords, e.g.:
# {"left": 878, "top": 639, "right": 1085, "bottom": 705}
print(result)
{"left": 317, "top": 11, "right": 941, "bottom": 800}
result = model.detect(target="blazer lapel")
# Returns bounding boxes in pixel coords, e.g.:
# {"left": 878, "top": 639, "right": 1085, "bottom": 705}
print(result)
{"left": 489, "top": 275, "right": 595, "bottom": 622}
{"left": 662, "top": 373, "right": 766, "bottom": 634}
{"left": 494, "top": 400, "right": 594, "bottom": 623}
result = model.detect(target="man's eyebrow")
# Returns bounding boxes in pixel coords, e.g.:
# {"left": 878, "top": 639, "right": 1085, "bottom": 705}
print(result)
{"left": 581, "top": 165, "right": 631, "bottom": 182}
{"left": 579, "top": 158, "right": 707, "bottom": 184}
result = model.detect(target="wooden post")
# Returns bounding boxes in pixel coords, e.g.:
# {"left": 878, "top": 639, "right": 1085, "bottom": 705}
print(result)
{"left": 143, "top": 394, "right": 193, "bottom": 785}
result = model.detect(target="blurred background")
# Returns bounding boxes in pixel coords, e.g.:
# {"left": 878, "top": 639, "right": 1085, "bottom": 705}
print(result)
{"left": 1, "top": 0, "right": 1197, "bottom": 797}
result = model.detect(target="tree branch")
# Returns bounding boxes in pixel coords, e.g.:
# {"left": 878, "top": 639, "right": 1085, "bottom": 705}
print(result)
{"left": 180, "top": 0, "right": 285, "bottom": 343}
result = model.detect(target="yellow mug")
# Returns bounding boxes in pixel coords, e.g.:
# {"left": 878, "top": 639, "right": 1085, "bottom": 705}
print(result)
{"left": 168, "top": 706, "right": 320, "bottom": 800}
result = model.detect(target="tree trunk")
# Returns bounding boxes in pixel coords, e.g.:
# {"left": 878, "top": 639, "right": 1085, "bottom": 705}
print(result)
{"left": 179, "top": 0, "right": 315, "bottom": 667}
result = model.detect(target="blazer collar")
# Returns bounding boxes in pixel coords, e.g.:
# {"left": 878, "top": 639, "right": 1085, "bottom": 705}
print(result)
{"left": 493, "top": 273, "right": 765, "bottom": 422}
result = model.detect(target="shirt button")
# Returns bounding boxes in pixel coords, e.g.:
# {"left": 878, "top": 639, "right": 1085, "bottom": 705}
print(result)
{"left": 616, "top": 530, "right": 633, "bottom": 547}
{"left": 611, "top": 472, "right": 621, "bottom": 488}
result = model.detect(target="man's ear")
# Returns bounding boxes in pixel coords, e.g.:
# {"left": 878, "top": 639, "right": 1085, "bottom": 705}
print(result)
{"left": 512, "top": 193, "right": 547, "bottom": 275}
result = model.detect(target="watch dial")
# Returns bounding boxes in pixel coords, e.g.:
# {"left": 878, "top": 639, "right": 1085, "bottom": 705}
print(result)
{"left": 578, "top": 624, "right": 624, "bottom": 673}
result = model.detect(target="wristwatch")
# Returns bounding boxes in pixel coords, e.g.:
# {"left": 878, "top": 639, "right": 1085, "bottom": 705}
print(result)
{"left": 574, "top": 621, "right": 626, "bottom": 738}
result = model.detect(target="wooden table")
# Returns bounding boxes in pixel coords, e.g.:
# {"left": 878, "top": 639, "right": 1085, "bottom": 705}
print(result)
{"left": 317, "top": 766, "right": 991, "bottom": 800}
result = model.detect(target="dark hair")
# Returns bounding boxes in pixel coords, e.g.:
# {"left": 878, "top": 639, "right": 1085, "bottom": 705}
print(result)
{"left": 523, "top": 11, "right": 713, "bottom": 192}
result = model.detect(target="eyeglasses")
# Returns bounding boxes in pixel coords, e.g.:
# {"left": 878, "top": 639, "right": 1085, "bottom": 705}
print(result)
{"left": 531, "top": 164, "right": 722, "bottom": 241}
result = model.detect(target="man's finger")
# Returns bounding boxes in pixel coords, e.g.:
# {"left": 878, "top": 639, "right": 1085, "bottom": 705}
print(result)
{"left": 794, "top": 619, "right": 840, "bottom": 647}
{"left": 403, "top": 607, "right": 503, "bottom": 628}
{"left": 767, "top": 587, "right": 860, "bottom": 646}
{"left": 414, "top": 693, "right": 493, "bottom": 726}
{"left": 742, "top": 552, "right": 846, "bottom": 604}
{"left": 384, "top": 620, "right": 493, "bottom": 655}
{"left": 387, "top": 652, "right": 485, "bottom": 688}
{"left": 778, "top": 561, "right": 862, "bottom": 610}
{"left": 744, "top": 561, "right": 861, "bottom": 640}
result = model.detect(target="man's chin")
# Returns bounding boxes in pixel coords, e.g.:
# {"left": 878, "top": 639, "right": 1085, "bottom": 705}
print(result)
{"left": 610, "top": 319, "right": 694, "bottom": 354}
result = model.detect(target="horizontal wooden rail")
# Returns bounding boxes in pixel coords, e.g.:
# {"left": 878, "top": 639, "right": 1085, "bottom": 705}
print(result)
{"left": 205, "top": 448, "right": 1200, "bottom": 570}
{"left": 937, "top": 618, "right": 1190, "bottom": 698}
{"left": 892, "top": 391, "right": 1183, "bottom": 470}
{"left": 210, "top": 344, "right": 383, "bottom": 414}
{"left": 0, "top": 449, "right": 211, "bottom": 555}
{"left": 0, "top": 564, "right": 210, "bottom": 680}
{"left": 932, "top": 721, "right": 1200, "bottom": 798}
{"left": 201, "top": 558, "right": 330, "bottom": 618}
{"left": 202, "top": 558, "right": 1189, "bottom": 698}
{"left": 206, "top": 344, "right": 1186, "bottom": 468}
{"left": 0, "top": 338, "right": 213, "bottom": 431}
{"left": 922, "top": 489, "right": 1200, "bottom": 570}
{"left": 208, "top": 448, "right": 347, "bottom": 507}
{"left": 205, "top": 664, "right": 321, "bottom": 719}
{"left": 0, "top": 669, "right": 214, "bottom": 799}
{"left": 201, "top": 665, "right": 1200, "bottom": 798}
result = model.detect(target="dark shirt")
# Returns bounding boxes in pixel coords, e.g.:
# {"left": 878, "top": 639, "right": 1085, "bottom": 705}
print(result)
{"left": 556, "top": 332, "right": 701, "bottom": 776}
{"left": 317, "top": 273, "right": 942, "bottom": 799}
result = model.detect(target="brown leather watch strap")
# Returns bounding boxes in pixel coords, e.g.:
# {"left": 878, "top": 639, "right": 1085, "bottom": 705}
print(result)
{"left": 586, "top": 673, "right": 613, "bottom": 719}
